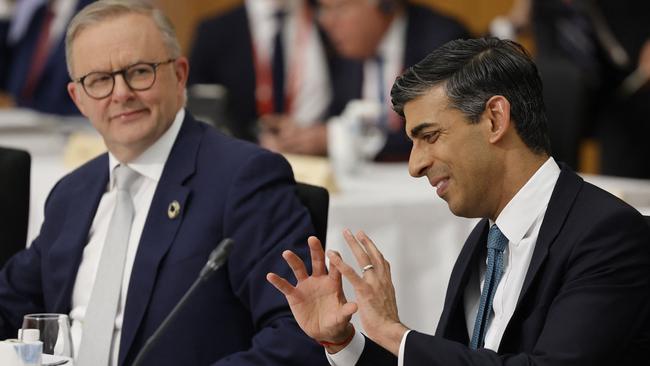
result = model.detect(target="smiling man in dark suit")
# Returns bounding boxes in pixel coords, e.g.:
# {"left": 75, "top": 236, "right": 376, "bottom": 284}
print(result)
{"left": 0, "top": 1, "right": 327, "bottom": 365}
{"left": 267, "top": 37, "right": 650, "bottom": 366}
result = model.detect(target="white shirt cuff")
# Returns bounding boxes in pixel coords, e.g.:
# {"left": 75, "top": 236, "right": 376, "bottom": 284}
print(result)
{"left": 397, "top": 329, "right": 412, "bottom": 366}
{"left": 325, "top": 329, "right": 365, "bottom": 366}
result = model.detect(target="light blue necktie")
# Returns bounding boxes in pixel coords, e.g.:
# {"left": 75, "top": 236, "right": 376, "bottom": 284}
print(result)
{"left": 470, "top": 224, "right": 508, "bottom": 350}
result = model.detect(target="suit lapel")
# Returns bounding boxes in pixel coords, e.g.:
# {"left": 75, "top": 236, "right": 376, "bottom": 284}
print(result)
{"left": 437, "top": 219, "right": 488, "bottom": 344}
{"left": 514, "top": 166, "right": 583, "bottom": 309}
{"left": 48, "top": 156, "right": 109, "bottom": 313}
{"left": 118, "top": 114, "right": 202, "bottom": 364}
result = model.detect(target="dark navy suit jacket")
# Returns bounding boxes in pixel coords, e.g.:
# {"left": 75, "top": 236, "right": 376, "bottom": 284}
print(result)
{"left": 0, "top": 0, "right": 93, "bottom": 115}
{"left": 356, "top": 165, "right": 650, "bottom": 365}
{"left": 0, "top": 112, "right": 328, "bottom": 365}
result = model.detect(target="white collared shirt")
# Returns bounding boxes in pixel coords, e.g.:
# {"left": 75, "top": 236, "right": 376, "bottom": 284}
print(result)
{"left": 245, "top": 0, "right": 331, "bottom": 125}
{"left": 69, "top": 109, "right": 185, "bottom": 366}
{"left": 328, "top": 157, "right": 561, "bottom": 365}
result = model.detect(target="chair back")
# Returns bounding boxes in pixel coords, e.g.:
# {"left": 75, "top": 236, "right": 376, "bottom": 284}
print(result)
{"left": 295, "top": 182, "right": 329, "bottom": 247}
{"left": 0, "top": 147, "right": 31, "bottom": 267}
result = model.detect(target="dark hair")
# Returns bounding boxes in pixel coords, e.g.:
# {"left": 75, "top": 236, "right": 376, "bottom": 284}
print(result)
{"left": 391, "top": 37, "right": 551, "bottom": 154}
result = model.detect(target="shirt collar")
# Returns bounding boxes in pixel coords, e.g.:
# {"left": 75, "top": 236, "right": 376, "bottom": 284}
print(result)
{"left": 375, "top": 12, "right": 406, "bottom": 62}
{"left": 246, "top": 0, "right": 299, "bottom": 21}
{"left": 108, "top": 108, "right": 185, "bottom": 188}
{"left": 493, "top": 157, "right": 561, "bottom": 245}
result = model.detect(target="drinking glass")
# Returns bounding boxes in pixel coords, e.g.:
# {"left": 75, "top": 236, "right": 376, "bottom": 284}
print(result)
{"left": 21, "top": 313, "right": 73, "bottom": 358}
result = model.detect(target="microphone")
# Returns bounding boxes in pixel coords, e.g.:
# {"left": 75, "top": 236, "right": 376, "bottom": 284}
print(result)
{"left": 131, "top": 238, "right": 235, "bottom": 366}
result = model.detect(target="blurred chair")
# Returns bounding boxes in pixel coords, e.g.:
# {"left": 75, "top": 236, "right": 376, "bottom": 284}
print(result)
{"left": 185, "top": 83, "right": 231, "bottom": 134}
{"left": 645, "top": 216, "right": 650, "bottom": 228}
{"left": 296, "top": 182, "right": 329, "bottom": 247}
{"left": 0, "top": 147, "right": 30, "bottom": 267}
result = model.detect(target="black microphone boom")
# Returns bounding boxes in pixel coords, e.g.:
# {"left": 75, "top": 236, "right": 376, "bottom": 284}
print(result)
{"left": 131, "top": 238, "right": 235, "bottom": 366}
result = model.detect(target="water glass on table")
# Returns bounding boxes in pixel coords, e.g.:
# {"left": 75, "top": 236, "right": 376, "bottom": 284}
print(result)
{"left": 20, "top": 313, "right": 73, "bottom": 363}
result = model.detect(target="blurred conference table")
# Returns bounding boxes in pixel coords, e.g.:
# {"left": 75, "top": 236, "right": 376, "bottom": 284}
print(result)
{"left": 3, "top": 108, "right": 650, "bottom": 337}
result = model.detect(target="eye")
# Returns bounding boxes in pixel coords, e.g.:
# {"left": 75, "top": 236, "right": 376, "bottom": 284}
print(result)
{"left": 84, "top": 73, "right": 111, "bottom": 87}
{"left": 423, "top": 131, "right": 440, "bottom": 144}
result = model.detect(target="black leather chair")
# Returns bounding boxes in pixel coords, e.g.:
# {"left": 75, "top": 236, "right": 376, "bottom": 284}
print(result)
{"left": 295, "top": 182, "right": 329, "bottom": 247}
{"left": 644, "top": 216, "right": 650, "bottom": 228}
{"left": 0, "top": 147, "right": 31, "bottom": 267}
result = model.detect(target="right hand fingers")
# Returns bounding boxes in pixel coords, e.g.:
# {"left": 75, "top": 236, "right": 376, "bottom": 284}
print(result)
{"left": 282, "top": 250, "right": 309, "bottom": 281}
{"left": 266, "top": 272, "right": 295, "bottom": 297}
{"left": 308, "top": 236, "right": 327, "bottom": 276}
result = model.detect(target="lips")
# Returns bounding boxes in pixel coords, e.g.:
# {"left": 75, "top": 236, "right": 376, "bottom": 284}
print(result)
{"left": 110, "top": 108, "right": 148, "bottom": 121}
{"left": 429, "top": 176, "right": 450, "bottom": 197}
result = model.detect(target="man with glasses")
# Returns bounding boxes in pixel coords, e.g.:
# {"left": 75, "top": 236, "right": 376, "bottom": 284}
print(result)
{"left": 0, "top": 1, "right": 327, "bottom": 365}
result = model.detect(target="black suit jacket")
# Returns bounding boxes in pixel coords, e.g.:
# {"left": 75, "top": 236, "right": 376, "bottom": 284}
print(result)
{"left": 189, "top": 4, "right": 338, "bottom": 142}
{"left": 328, "top": 4, "right": 469, "bottom": 161}
{"left": 357, "top": 165, "right": 650, "bottom": 365}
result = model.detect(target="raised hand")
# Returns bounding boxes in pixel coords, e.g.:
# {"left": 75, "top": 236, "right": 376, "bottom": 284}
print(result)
{"left": 327, "top": 229, "right": 409, "bottom": 356}
{"left": 266, "top": 236, "right": 357, "bottom": 350}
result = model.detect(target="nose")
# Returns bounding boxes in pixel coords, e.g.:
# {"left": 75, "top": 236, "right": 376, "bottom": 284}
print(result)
{"left": 111, "top": 74, "right": 135, "bottom": 102}
{"left": 408, "top": 142, "right": 431, "bottom": 178}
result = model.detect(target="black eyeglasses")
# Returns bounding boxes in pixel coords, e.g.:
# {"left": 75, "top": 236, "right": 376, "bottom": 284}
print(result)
{"left": 74, "top": 59, "right": 176, "bottom": 99}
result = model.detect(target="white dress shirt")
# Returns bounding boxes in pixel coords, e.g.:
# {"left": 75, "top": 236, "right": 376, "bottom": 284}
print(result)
{"left": 361, "top": 13, "right": 405, "bottom": 123}
{"left": 245, "top": 0, "right": 331, "bottom": 125}
{"left": 328, "top": 157, "right": 561, "bottom": 365}
{"left": 69, "top": 109, "right": 185, "bottom": 366}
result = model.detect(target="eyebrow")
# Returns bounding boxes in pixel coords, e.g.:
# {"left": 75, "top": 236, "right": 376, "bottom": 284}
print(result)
{"left": 409, "top": 122, "right": 439, "bottom": 139}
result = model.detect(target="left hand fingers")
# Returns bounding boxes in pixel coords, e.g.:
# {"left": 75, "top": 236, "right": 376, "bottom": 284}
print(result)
{"left": 355, "top": 231, "right": 389, "bottom": 278}
{"left": 327, "top": 250, "right": 365, "bottom": 289}
{"left": 342, "top": 229, "right": 373, "bottom": 271}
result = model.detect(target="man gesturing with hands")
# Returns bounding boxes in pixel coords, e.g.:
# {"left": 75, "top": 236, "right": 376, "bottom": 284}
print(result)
{"left": 267, "top": 38, "right": 650, "bottom": 366}
{"left": 267, "top": 230, "right": 406, "bottom": 358}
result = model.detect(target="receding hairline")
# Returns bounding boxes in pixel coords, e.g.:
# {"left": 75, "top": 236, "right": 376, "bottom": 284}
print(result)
{"left": 65, "top": 1, "right": 180, "bottom": 78}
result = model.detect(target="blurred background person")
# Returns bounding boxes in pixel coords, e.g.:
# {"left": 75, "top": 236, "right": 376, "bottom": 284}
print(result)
{"left": 0, "top": 0, "right": 93, "bottom": 115}
{"left": 491, "top": 0, "right": 650, "bottom": 178}
{"left": 258, "top": 0, "right": 469, "bottom": 161}
{"left": 189, "top": 0, "right": 334, "bottom": 143}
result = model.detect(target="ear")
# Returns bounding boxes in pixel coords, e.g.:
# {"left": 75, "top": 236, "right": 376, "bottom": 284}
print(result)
{"left": 173, "top": 57, "right": 189, "bottom": 89}
{"left": 67, "top": 81, "right": 88, "bottom": 116}
{"left": 484, "top": 95, "right": 511, "bottom": 145}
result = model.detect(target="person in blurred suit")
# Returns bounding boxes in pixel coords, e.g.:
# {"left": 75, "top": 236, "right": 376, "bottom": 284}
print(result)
{"left": 189, "top": 0, "right": 333, "bottom": 143}
{"left": 0, "top": 1, "right": 327, "bottom": 365}
{"left": 259, "top": 0, "right": 469, "bottom": 161}
{"left": 492, "top": 0, "right": 650, "bottom": 177}
{"left": 0, "top": 0, "right": 93, "bottom": 115}
{"left": 268, "top": 38, "right": 650, "bottom": 366}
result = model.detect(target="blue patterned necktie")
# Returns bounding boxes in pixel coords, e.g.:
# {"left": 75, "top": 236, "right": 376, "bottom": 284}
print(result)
{"left": 470, "top": 224, "right": 508, "bottom": 350}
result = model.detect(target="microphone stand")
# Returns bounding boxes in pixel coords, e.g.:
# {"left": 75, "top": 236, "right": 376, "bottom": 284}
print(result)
{"left": 131, "top": 238, "right": 235, "bottom": 366}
